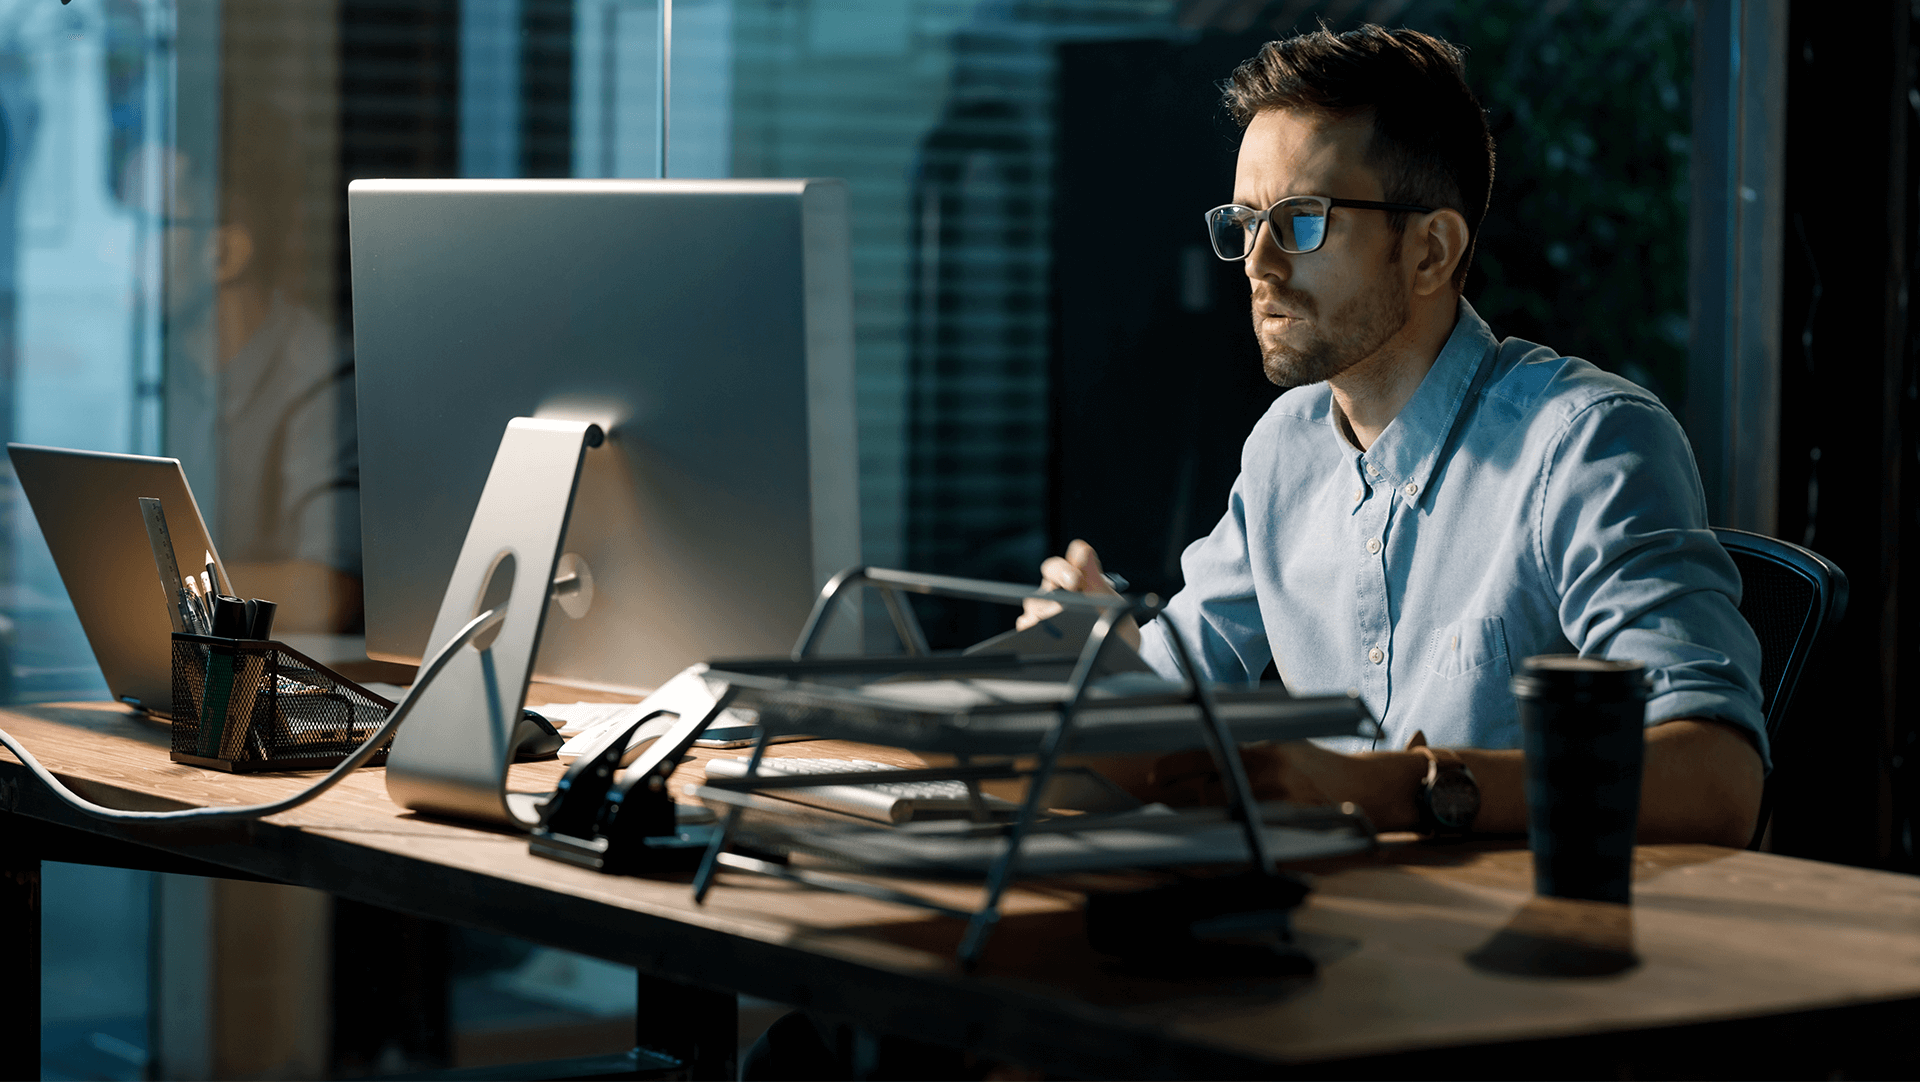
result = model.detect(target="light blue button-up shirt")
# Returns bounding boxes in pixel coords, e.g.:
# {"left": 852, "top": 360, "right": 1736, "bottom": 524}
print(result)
{"left": 1138, "top": 300, "right": 1769, "bottom": 767}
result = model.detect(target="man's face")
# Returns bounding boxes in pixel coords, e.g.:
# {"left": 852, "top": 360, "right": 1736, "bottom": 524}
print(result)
{"left": 1235, "top": 109, "right": 1410, "bottom": 389}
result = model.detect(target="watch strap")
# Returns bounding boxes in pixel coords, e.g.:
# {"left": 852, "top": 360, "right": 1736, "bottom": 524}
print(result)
{"left": 1413, "top": 745, "right": 1479, "bottom": 838}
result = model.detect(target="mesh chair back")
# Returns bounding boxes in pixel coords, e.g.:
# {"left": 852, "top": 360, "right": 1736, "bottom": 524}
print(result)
{"left": 1712, "top": 528, "right": 1848, "bottom": 849}
{"left": 1738, "top": 556, "right": 1812, "bottom": 725}
{"left": 1712, "top": 528, "right": 1848, "bottom": 742}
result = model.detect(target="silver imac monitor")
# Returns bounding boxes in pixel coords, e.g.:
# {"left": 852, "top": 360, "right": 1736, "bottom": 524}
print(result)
{"left": 349, "top": 178, "right": 861, "bottom": 694}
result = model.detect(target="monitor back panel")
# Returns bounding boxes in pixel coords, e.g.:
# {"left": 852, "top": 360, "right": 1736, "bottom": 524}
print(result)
{"left": 8, "top": 445, "right": 221, "bottom": 716}
{"left": 350, "top": 178, "right": 860, "bottom": 693}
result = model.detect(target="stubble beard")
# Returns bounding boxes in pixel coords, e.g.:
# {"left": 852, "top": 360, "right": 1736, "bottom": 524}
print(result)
{"left": 1255, "top": 275, "right": 1411, "bottom": 390}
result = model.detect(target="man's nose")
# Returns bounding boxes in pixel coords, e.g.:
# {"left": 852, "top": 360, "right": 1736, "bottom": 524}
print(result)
{"left": 1244, "top": 222, "right": 1290, "bottom": 282}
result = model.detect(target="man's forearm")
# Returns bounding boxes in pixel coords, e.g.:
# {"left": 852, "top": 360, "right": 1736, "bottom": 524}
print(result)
{"left": 1632, "top": 718, "right": 1765, "bottom": 845}
{"left": 1434, "top": 718, "right": 1763, "bottom": 846}
{"left": 1089, "top": 717, "right": 1764, "bottom": 848}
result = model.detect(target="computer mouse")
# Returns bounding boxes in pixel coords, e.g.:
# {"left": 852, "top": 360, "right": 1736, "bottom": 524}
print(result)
{"left": 511, "top": 709, "right": 564, "bottom": 762}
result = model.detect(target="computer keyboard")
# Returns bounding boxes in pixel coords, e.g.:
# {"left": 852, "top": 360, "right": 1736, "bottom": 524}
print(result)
{"left": 544, "top": 701, "right": 647, "bottom": 737}
{"left": 703, "top": 757, "right": 1018, "bottom": 824}
{"left": 546, "top": 699, "right": 770, "bottom": 760}
{"left": 723, "top": 758, "right": 974, "bottom": 798}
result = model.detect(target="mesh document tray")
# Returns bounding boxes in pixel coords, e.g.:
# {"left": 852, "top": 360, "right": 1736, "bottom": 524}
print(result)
{"left": 702, "top": 662, "right": 1378, "bottom": 756}
{"left": 690, "top": 660, "right": 1380, "bottom": 878}
{"left": 674, "top": 567, "right": 1381, "bottom": 967}
{"left": 169, "top": 634, "right": 396, "bottom": 772}
{"left": 698, "top": 790, "right": 1377, "bottom": 878}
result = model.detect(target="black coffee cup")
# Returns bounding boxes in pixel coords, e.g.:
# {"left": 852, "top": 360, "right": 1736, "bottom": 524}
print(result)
{"left": 1511, "top": 656, "right": 1649, "bottom": 904}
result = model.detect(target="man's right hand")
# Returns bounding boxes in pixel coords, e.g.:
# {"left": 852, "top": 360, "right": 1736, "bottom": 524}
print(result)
{"left": 1016, "top": 539, "right": 1142, "bottom": 651}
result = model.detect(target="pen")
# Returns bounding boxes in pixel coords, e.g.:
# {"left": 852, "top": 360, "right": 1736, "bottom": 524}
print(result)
{"left": 184, "top": 579, "right": 209, "bottom": 636}
{"left": 206, "top": 550, "right": 232, "bottom": 597}
{"left": 183, "top": 579, "right": 210, "bottom": 635}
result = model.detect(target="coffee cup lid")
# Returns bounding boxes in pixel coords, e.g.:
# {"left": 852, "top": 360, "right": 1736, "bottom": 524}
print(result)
{"left": 1511, "top": 654, "right": 1649, "bottom": 700}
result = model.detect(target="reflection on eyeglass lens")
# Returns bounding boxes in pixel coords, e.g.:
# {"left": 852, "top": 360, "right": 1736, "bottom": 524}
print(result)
{"left": 1287, "top": 211, "right": 1326, "bottom": 252}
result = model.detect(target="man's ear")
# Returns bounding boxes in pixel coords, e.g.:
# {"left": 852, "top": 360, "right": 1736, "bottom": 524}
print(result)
{"left": 1410, "top": 208, "right": 1471, "bottom": 296}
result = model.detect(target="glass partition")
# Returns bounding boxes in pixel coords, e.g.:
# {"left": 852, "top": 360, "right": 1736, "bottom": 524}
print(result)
{"left": 2, "top": 0, "right": 173, "bottom": 702}
{"left": 7, "top": 8, "right": 175, "bottom": 1076}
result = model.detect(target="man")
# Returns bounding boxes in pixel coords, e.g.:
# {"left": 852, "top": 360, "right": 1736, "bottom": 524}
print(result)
{"left": 214, "top": 161, "right": 363, "bottom": 633}
{"left": 1023, "top": 25, "right": 1766, "bottom": 847}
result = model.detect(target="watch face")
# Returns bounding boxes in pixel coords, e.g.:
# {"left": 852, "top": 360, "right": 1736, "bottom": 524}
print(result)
{"left": 1429, "top": 771, "right": 1480, "bottom": 829}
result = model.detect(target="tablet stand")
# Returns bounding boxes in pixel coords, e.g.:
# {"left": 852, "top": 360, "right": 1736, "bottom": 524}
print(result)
{"left": 384, "top": 417, "right": 602, "bottom": 828}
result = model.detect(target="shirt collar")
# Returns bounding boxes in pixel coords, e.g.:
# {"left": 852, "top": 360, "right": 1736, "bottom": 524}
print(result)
{"left": 1340, "top": 297, "right": 1499, "bottom": 496}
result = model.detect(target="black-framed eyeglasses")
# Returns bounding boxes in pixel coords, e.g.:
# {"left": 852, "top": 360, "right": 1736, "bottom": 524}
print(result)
{"left": 1203, "top": 195, "right": 1435, "bottom": 260}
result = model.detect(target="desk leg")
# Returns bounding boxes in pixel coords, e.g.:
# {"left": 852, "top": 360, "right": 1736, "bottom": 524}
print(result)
{"left": 635, "top": 972, "right": 735, "bottom": 1081}
{"left": 330, "top": 900, "right": 451, "bottom": 1076}
{"left": 0, "top": 810, "right": 41, "bottom": 1081}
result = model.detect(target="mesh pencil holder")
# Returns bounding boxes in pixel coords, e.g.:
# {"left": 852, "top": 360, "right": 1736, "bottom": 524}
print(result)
{"left": 169, "top": 634, "right": 398, "bottom": 772}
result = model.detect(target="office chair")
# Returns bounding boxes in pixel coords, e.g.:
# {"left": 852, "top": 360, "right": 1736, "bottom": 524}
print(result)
{"left": 1711, "top": 527, "right": 1849, "bottom": 849}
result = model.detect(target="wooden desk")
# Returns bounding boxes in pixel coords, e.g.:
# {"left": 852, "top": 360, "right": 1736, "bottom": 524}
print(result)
{"left": 4, "top": 700, "right": 1919, "bottom": 1079}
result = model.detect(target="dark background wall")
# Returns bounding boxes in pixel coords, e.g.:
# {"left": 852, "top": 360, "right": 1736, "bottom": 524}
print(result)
{"left": 1052, "top": 33, "right": 1278, "bottom": 605}
{"left": 1771, "top": 0, "right": 1917, "bottom": 873}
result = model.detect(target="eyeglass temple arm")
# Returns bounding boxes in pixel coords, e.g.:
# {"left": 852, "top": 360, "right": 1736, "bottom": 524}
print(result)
{"left": 1326, "top": 197, "right": 1435, "bottom": 213}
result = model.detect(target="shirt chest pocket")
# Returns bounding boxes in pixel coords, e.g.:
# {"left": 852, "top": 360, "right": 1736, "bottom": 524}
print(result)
{"left": 1425, "top": 618, "right": 1512, "bottom": 680}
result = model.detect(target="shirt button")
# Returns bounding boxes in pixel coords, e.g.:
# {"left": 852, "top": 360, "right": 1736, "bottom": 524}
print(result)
{"left": 1367, "top": 464, "right": 1380, "bottom": 477}
{"left": 1366, "top": 537, "right": 1382, "bottom": 555}
{"left": 1368, "top": 647, "right": 1385, "bottom": 665}
{"left": 1403, "top": 482, "right": 1419, "bottom": 497}
{"left": 1352, "top": 487, "right": 1364, "bottom": 503}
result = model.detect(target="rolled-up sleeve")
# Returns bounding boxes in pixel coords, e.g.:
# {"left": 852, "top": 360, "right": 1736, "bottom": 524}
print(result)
{"left": 1538, "top": 396, "right": 1770, "bottom": 770}
{"left": 1139, "top": 475, "right": 1271, "bottom": 686}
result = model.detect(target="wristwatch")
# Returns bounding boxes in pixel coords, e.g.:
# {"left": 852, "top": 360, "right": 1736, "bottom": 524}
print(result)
{"left": 1412, "top": 745, "right": 1480, "bottom": 838}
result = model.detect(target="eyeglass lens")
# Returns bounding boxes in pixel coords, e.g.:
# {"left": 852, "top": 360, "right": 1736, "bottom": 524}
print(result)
{"left": 1209, "top": 199, "right": 1330, "bottom": 258}
{"left": 1285, "top": 204, "right": 1327, "bottom": 252}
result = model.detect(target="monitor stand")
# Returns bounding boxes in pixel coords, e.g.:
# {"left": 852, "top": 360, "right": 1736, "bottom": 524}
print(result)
{"left": 385, "top": 417, "right": 602, "bottom": 828}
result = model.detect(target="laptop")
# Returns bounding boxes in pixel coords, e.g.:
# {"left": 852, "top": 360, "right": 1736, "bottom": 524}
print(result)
{"left": 8, "top": 444, "right": 226, "bottom": 718}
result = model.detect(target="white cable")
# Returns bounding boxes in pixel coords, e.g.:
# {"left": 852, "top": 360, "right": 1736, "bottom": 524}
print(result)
{"left": 0, "top": 608, "right": 504, "bottom": 823}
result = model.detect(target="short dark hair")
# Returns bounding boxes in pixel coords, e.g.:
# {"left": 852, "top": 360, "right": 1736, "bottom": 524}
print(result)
{"left": 1224, "top": 25, "right": 1495, "bottom": 287}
